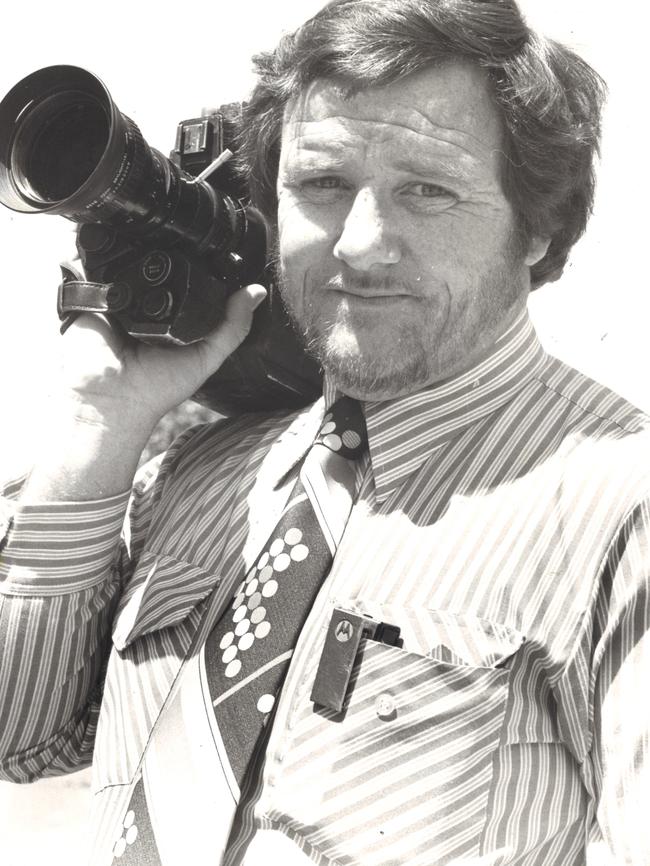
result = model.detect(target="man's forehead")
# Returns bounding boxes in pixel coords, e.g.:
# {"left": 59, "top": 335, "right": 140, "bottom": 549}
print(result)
{"left": 282, "top": 62, "right": 502, "bottom": 155}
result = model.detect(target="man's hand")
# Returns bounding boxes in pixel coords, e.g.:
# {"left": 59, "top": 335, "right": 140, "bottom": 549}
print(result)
{"left": 21, "top": 283, "right": 266, "bottom": 501}
{"left": 57, "top": 283, "right": 267, "bottom": 434}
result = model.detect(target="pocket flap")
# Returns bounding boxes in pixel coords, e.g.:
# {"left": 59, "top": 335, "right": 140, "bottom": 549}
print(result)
{"left": 424, "top": 610, "right": 524, "bottom": 668}
{"left": 349, "top": 602, "right": 524, "bottom": 668}
{"left": 112, "top": 550, "right": 221, "bottom": 651}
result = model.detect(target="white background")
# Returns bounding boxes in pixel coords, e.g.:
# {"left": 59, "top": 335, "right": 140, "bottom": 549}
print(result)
{"left": 0, "top": 1, "right": 647, "bottom": 864}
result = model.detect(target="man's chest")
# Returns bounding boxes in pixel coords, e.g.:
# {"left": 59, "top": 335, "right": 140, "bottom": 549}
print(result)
{"left": 90, "top": 452, "right": 605, "bottom": 865}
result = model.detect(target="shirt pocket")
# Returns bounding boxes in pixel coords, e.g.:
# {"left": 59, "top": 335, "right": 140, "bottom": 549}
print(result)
{"left": 264, "top": 609, "right": 524, "bottom": 865}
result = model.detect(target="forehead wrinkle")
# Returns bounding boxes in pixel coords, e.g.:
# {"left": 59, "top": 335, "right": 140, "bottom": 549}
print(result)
{"left": 283, "top": 118, "right": 495, "bottom": 183}
{"left": 409, "top": 107, "right": 501, "bottom": 161}
{"left": 283, "top": 111, "right": 498, "bottom": 167}
{"left": 285, "top": 63, "right": 503, "bottom": 164}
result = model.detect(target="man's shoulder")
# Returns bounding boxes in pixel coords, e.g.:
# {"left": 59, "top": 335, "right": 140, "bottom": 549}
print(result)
{"left": 127, "top": 404, "right": 314, "bottom": 524}
{"left": 149, "top": 400, "right": 324, "bottom": 488}
{"left": 530, "top": 353, "right": 650, "bottom": 506}
{"left": 535, "top": 352, "right": 650, "bottom": 437}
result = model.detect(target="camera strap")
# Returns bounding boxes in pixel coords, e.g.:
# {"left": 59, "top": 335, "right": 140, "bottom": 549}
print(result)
{"left": 58, "top": 264, "right": 131, "bottom": 334}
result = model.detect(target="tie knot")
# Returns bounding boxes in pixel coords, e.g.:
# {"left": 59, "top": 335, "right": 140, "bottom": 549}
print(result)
{"left": 315, "top": 397, "right": 367, "bottom": 459}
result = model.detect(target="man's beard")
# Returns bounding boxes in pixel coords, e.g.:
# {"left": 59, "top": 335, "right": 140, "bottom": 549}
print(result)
{"left": 274, "top": 273, "right": 440, "bottom": 398}
{"left": 299, "top": 296, "right": 433, "bottom": 397}
{"left": 274, "top": 254, "right": 526, "bottom": 400}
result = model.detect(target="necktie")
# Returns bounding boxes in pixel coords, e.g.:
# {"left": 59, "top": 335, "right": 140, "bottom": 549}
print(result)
{"left": 110, "top": 397, "right": 367, "bottom": 865}
{"left": 204, "top": 396, "right": 367, "bottom": 786}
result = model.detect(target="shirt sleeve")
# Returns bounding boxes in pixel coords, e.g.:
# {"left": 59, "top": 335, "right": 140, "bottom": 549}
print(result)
{"left": 589, "top": 499, "right": 650, "bottom": 864}
{"left": 0, "top": 437, "right": 187, "bottom": 783}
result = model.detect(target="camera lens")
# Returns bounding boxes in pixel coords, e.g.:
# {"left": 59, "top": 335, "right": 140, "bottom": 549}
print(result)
{"left": 13, "top": 95, "right": 109, "bottom": 204}
{"left": 0, "top": 65, "right": 248, "bottom": 260}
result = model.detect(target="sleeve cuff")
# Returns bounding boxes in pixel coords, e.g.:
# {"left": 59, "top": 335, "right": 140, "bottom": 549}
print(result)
{"left": 0, "top": 489, "right": 131, "bottom": 596}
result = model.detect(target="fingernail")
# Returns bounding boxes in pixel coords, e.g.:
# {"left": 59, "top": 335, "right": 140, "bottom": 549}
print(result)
{"left": 249, "top": 285, "right": 267, "bottom": 309}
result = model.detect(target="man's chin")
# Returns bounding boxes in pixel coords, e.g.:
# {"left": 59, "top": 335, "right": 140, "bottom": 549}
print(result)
{"left": 319, "top": 346, "right": 432, "bottom": 401}
{"left": 296, "top": 311, "right": 433, "bottom": 399}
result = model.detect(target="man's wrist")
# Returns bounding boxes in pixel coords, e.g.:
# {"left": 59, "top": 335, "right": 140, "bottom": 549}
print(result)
{"left": 20, "top": 395, "right": 155, "bottom": 502}
{"left": 49, "top": 391, "right": 160, "bottom": 442}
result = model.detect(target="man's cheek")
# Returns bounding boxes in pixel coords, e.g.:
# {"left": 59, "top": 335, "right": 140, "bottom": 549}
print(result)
{"left": 278, "top": 254, "right": 314, "bottom": 323}
{"left": 280, "top": 196, "right": 337, "bottom": 247}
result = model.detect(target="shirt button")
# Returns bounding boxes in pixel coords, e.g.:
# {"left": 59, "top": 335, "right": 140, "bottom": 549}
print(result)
{"left": 375, "top": 693, "right": 396, "bottom": 721}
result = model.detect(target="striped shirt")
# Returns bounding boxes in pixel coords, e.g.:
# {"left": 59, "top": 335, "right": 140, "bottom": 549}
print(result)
{"left": 1, "top": 308, "right": 650, "bottom": 865}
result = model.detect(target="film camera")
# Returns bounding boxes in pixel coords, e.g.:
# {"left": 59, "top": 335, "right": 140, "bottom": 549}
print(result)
{"left": 0, "top": 66, "right": 322, "bottom": 414}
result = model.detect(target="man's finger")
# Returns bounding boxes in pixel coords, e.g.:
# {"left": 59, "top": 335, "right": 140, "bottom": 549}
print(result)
{"left": 200, "top": 284, "right": 268, "bottom": 368}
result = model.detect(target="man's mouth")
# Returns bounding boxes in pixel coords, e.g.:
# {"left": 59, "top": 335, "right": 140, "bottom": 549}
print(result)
{"left": 326, "top": 274, "right": 417, "bottom": 301}
{"left": 335, "top": 289, "right": 410, "bottom": 305}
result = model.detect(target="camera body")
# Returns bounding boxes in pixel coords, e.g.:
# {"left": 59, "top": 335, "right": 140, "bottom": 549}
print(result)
{"left": 0, "top": 66, "right": 322, "bottom": 415}
{"left": 67, "top": 106, "right": 264, "bottom": 346}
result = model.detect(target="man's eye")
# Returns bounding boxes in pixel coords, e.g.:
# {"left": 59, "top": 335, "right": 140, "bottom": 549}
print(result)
{"left": 296, "top": 176, "right": 349, "bottom": 202}
{"left": 404, "top": 182, "right": 455, "bottom": 199}
{"left": 400, "top": 182, "right": 458, "bottom": 211}
{"left": 303, "top": 177, "right": 344, "bottom": 190}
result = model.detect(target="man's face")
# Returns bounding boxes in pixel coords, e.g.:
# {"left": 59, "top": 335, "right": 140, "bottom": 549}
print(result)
{"left": 276, "top": 62, "right": 542, "bottom": 401}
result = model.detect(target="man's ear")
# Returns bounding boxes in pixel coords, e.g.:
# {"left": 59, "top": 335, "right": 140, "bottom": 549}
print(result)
{"left": 525, "top": 236, "right": 551, "bottom": 267}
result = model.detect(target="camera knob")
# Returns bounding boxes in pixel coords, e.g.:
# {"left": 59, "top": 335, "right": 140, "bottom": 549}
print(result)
{"left": 106, "top": 282, "right": 131, "bottom": 311}
{"left": 141, "top": 250, "right": 172, "bottom": 285}
{"left": 77, "top": 223, "right": 117, "bottom": 253}
{"left": 142, "top": 288, "right": 173, "bottom": 321}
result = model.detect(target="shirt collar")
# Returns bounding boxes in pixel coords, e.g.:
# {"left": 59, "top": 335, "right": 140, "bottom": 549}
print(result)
{"left": 270, "top": 308, "right": 546, "bottom": 501}
{"left": 361, "top": 307, "right": 546, "bottom": 502}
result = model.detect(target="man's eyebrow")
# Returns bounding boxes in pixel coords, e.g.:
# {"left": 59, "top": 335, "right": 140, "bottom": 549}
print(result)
{"left": 283, "top": 134, "right": 481, "bottom": 185}
{"left": 287, "top": 145, "right": 471, "bottom": 174}
{"left": 282, "top": 144, "right": 349, "bottom": 169}
{"left": 281, "top": 155, "right": 348, "bottom": 178}
{"left": 392, "top": 155, "right": 472, "bottom": 183}
{"left": 288, "top": 136, "right": 348, "bottom": 156}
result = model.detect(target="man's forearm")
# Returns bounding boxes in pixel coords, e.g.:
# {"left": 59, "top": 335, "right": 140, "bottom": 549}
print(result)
{"left": 0, "top": 479, "right": 130, "bottom": 780}
{"left": 0, "top": 394, "right": 143, "bottom": 778}
{"left": 0, "top": 583, "right": 118, "bottom": 781}
{"left": 19, "top": 398, "right": 154, "bottom": 502}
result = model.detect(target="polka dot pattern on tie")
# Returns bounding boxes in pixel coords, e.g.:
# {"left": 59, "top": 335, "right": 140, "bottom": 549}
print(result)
{"left": 112, "top": 809, "right": 138, "bottom": 858}
{"left": 257, "top": 693, "right": 275, "bottom": 714}
{"left": 315, "top": 405, "right": 366, "bottom": 460}
{"left": 219, "top": 526, "right": 310, "bottom": 678}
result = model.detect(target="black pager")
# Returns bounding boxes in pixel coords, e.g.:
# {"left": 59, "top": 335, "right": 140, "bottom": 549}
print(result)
{"left": 310, "top": 608, "right": 402, "bottom": 713}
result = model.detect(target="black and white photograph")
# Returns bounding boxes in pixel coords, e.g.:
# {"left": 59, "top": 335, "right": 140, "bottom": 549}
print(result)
{"left": 0, "top": 1, "right": 648, "bottom": 864}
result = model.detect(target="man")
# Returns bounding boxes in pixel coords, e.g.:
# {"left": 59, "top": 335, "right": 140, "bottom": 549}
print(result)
{"left": 1, "top": 0, "right": 648, "bottom": 864}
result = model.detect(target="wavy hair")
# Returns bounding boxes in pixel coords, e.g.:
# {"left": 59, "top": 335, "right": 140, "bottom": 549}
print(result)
{"left": 237, "top": 0, "right": 606, "bottom": 287}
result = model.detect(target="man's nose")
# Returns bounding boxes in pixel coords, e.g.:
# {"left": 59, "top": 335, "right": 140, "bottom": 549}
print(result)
{"left": 333, "top": 189, "right": 401, "bottom": 270}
